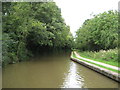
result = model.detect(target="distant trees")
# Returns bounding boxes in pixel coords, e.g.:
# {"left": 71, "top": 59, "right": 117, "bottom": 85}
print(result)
{"left": 2, "top": 2, "right": 74, "bottom": 66}
{"left": 75, "top": 10, "right": 118, "bottom": 51}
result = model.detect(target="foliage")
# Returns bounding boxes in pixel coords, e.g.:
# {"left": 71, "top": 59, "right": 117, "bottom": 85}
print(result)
{"left": 77, "top": 48, "right": 118, "bottom": 66}
{"left": 2, "top": 2, "right": 74, "bottom": 66}
{"left": 75, "top": 10, "right": 118, "bottom": 51}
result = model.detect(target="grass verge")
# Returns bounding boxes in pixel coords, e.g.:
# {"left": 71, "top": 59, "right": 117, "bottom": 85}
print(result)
{"left": 72, "top": 52, "right": 120, "bottom": 73}
{"left": 76, "top": 49, "right": 119, "bottom": 67}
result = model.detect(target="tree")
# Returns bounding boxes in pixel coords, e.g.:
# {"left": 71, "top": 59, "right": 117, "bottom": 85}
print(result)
{"left": 2, "top": 2, "right": 74, "bottom": 66}
{"left": 76, "top": 10, "right": 118, "bottom": 51}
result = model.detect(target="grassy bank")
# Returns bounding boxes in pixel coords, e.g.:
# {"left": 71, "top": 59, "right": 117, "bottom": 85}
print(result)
{"left": 72, "top": 52, "right": 120, "bottom": 73}
{"left": 76, "top": 48, "right": 118, "bottom": 67}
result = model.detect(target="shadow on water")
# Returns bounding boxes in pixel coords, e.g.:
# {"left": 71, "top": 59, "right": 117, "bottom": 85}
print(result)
{"left": 31, "top": 49, "right": 71, "bottom": 62}
{"left": 2, "top": 49, "right": 72, "bottom": 88}
{"left": 2, "top": 49, "right": 119, "bottom": 88}
{"left": 35, "top": 48, "right": 71, "bottom": 56}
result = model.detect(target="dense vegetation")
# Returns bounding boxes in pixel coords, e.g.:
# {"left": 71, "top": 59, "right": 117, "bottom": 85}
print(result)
{"left": 75, "top": 10, "right": 118, "bottom": 51}
{"left": 2, "top": 2, "right": 119, "bottom": 67}
{"left": 2, "top": 2, "right": 74, "bottom": 66}
{"left": 75, "top": 10, "right": 118, "bottom": 62}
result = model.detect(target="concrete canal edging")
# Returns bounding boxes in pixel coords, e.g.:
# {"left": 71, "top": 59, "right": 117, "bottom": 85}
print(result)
{"left": 70, "top": 53, "right": 120, "bottom": 82}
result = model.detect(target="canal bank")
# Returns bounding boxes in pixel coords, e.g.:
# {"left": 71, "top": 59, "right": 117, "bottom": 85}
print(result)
{"left": 3, "top": 51, "right": 118, "bottom": 88}
{"left": 71, "top": 52, "right": 120, "bottom": 82}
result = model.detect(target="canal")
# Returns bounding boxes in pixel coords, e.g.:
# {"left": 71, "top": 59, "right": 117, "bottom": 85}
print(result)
{"left": 2, "top": 51, "right": 118, "bottom": 88}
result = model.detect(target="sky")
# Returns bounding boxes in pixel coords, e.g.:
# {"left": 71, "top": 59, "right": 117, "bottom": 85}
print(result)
{"left": 54, "top": 0, "right": 119, "bottom": 36}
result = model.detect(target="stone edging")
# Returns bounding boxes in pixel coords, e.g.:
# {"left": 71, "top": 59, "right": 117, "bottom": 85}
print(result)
{"left": 70, "top": 56, "right": 120, "bottom": 82}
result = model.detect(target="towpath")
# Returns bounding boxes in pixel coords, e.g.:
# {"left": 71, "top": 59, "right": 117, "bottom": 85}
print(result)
{"left": 74, "top": 51, "right": 120, "bottom": 71}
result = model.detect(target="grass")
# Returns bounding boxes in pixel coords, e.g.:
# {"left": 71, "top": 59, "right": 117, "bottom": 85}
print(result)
{"left": 76, "top": 48, "right": 119, "bottom": 67}
{"left": 72, "top": 52, "right": 120, "bottom": 73}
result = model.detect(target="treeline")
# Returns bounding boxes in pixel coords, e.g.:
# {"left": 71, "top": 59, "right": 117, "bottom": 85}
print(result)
{"left": 2, "top": 2, "right": 74, "bottom": 66}
{"left": 75, "top": 10, "right": 118, "bottom": 51}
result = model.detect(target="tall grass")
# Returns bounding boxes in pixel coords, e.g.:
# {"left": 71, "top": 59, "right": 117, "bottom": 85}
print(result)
{"left": 77, "top": 48, "right": 119, "bottom": 67}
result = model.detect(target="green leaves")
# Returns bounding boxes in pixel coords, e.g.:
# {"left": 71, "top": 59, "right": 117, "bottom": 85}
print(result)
{"left": 76, "top": 10, "right": 118, "bottom": 51}
{"left": 2, "top": 2, "right": 73, "bottom": 66}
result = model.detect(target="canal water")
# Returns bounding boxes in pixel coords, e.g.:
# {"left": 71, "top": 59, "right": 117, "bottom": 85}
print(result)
{"left": 2, "top": 51, "right": 118, "bottom": 88}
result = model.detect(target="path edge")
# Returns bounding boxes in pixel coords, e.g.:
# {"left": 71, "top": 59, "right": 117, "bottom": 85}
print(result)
{"left": 70, "top": 53, "right": 120, "bottom": 83}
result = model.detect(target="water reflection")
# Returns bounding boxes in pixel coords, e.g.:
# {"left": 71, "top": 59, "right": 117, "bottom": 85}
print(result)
{"left": 3, "top": 51, "right": 118, "bottom": 88}
{"left": 61, "top": 62, "right": 84, "bottom": 88}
